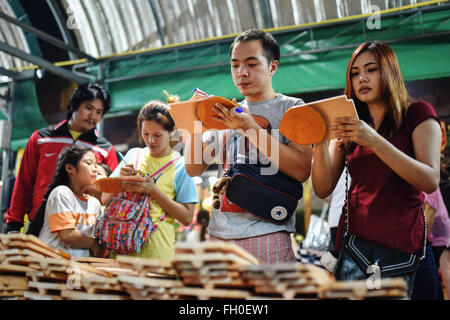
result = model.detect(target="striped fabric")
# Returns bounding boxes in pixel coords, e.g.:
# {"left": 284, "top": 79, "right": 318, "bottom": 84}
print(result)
{"left": 209, "top": 231, "right": 296, "bottom": 264}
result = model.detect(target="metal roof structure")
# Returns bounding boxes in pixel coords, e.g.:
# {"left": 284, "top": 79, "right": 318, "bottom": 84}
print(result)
{"left": 0, "top": 0, "right": 444, "bottom": 75}
{"left": 0, "top": 0, "right": 31, "bottom": 71}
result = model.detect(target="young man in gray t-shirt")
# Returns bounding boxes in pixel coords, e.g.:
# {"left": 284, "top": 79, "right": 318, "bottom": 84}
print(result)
{"left": 185, "top": 29, "right": 313, "bottom": 263}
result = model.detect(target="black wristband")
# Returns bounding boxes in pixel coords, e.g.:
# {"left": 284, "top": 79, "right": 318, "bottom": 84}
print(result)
{"left": 6, "top": 222, "right": 24, "bottom": 233}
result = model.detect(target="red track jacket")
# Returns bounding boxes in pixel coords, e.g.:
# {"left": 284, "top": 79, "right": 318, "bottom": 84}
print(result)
{"left": 5, "top": 120, "right": 118, "bottom": 229}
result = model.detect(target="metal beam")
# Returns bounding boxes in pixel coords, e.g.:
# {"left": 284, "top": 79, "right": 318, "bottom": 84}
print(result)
{"left": 373, "top": 10, "right": 421, "bottom": 40}
{"left": 0, "top": 41, "right": 90, "bottom": 84}
{"left": 0, "top": 66, "right": 18, "bottom": 79}
{"left": 46, "top": 0, "right": 79, "bottom": 61}
{"left": 0, "top": 80, "right": 14, "bottom": 233}
{"left": 281, "top": 30, "right": 450, "bottom": 58}
{"left": 0, "top": 69, "right": 35, "bottom": 82}
{"left": 104, "top": 61, "right": 231, "bottom": 84}
{"left": 282, "top": 30, "right": 308, "bottom": 47}
{"left": 0, "top": 10, "right": 98, "bottom": 63}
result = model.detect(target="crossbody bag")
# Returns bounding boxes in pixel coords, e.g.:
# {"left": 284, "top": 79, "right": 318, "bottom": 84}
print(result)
{"left": 223, "top": 162, "right": 303, "bottom": 225}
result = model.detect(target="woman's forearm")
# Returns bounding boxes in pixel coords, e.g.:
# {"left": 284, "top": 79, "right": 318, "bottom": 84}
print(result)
{"left": 150, "top": 188, "right": 194, "bottom": 226}
{"left": 311, "top": 141, "right": 344, "bottom": 198}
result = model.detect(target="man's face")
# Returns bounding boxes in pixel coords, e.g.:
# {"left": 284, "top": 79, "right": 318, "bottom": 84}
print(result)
{"left": 69, "top": 98, "right": 104, "bottom": 132}
{"left": 230, "top": 40, "right": 278, "bottom": 102}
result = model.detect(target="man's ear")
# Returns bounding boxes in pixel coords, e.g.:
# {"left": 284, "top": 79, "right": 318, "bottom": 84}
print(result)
{"left": 269, "top": 60, "right": 279, "bottom": 76}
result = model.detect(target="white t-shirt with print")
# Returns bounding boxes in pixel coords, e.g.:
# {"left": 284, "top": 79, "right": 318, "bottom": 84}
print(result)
{"left": 38, "top": 185, "right": 101, "bottom": 257}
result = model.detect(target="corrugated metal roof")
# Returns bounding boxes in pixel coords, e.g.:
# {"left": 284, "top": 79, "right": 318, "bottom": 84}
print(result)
{"left": 0, "top": 0, "right": 32, "bottom": 71}
{"left": 65, "top": 0, "right": 412, "bottom": 57}
{"left": 0, "top": 0, "right": 439, "bottom": 72}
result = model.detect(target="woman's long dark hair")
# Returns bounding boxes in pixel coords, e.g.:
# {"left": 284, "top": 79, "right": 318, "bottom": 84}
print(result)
{"left": 345, "top": 41, "right": 411, "bottom": 140}
{"left": 27, "top": 145, "right": 94, "bottom": 236}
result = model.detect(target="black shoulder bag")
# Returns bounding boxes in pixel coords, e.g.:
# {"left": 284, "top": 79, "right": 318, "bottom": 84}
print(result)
{"left": 224, "top": 162, "right": 303, "bottom": 225}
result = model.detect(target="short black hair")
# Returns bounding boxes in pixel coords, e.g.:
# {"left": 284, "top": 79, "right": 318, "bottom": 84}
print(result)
{"left": 229, "top": 29, "right": 280, "bottom": 64}
{"left": 66, "top": 83, "right": 111, "bottom": 120}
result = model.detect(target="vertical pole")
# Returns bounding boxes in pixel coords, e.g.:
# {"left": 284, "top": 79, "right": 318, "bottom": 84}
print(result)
{"left": 0, "top": 80, "right": 15, "bottom": 233}
{"left": 96, "top": 63, "right": 104, "bottom": 136}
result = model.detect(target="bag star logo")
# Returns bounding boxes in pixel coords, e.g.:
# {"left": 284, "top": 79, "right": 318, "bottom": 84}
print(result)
{"left": 271, "top": 206, "right": 287, "bottom": 220}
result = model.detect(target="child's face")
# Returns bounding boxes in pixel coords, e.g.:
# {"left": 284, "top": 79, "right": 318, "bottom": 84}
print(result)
{"left": 72, "top": 151, "right": 98, "bottom": 189}
{"left": 96, "top": 165, "right": 108, "bottom": 179}
{"left": 141, "top": 120, "right": 172, "bottom": 158}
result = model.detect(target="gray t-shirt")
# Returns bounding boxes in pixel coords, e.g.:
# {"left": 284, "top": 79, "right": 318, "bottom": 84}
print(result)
{"left": 204, "top": 94, "right": 305, "bottom": 239}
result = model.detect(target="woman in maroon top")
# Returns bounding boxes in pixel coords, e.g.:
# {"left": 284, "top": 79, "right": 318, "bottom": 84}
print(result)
{"left": 312, "top": 41, "right": 441, "bottom": 297}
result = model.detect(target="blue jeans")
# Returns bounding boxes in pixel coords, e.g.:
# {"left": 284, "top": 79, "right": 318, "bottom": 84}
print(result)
{"left": 335, "top": 247, "right": 416, "bottom": 298}
{"left": 411, "top": 245, "right": 439, "bottom": 300}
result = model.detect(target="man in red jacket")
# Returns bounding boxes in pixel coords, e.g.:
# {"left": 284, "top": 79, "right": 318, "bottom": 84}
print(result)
{"left": 5, "top": 83, "right": 119, "bottom": 233}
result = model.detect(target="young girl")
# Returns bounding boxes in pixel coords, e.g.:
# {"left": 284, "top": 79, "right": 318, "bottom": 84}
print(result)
{"left": 105, "top": 100, "right": 198, "bottom": 262}
{"left": 96, "top": 163, "right": 112, "bottom": 179}
{"left": 34, "top": 145, "right": 108, "bottom": 258}
{"left": 311, "top": 41, "right": 441, "bottom": 297}
{"left": 85, "top": 163, "right": 112, "bottom": 202}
